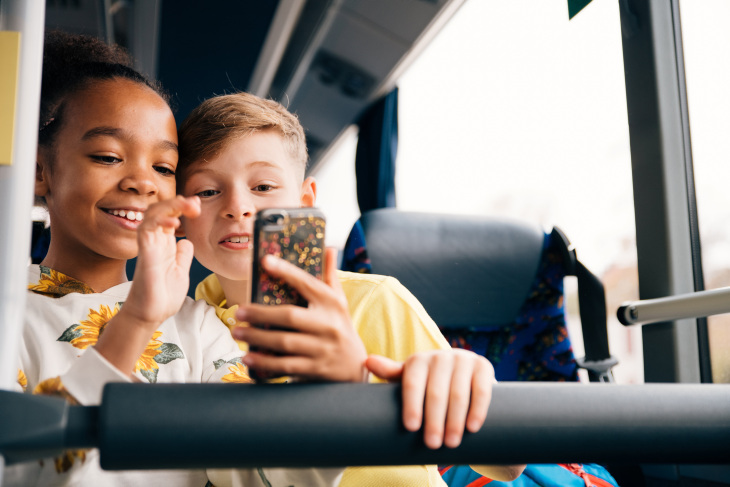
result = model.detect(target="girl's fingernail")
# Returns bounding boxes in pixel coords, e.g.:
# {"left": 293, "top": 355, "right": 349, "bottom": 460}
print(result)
{"left": 232, "top": 327, "right": 247, "bottom": 340}
{"left": 241, "top": 354, "right": 253, "bottom": 366}
{"left": 235, "top": 308, "right": 248, "bottom": 321}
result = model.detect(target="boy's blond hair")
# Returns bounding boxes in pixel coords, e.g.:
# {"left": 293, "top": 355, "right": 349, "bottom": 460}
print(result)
{"left": 177, "top": 92, "right": 308, "bottom": 186}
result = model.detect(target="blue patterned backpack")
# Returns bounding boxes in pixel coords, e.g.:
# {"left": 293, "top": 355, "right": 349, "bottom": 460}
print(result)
{"left": 440, "top": 464, "right": 619, "bottom": 487}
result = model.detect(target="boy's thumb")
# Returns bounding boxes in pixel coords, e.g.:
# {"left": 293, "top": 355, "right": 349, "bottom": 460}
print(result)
{"left": 365, "top": 355, "right": 404, "bottom": 382}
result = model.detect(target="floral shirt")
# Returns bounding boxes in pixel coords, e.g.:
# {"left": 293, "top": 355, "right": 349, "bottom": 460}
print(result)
{"left": 5, "top": 265, "right": 342, "bottom": 487}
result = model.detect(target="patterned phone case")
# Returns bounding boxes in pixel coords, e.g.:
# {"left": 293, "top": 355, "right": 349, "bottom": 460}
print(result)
{"left": 249, "top": 208, "right": 325, "bottom": 382}
{"left": 251, "top": 208, "right": 326, "bottom": 307}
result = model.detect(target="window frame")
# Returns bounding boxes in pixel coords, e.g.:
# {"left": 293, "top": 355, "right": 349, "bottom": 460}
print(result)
{"left": 619, "top": 0, "right": 711, "bottom": 383}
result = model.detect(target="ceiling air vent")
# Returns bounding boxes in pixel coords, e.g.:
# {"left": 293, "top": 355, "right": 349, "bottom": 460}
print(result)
{"left": 312, "top": 50, "right": 375, "bottom": 99}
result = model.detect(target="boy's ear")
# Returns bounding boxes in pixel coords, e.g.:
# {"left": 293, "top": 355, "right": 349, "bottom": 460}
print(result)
{"left": 300, "top": 176, "right": 317, "bottom": 207}
{"left": 35, "top": 150, "right": 51, "bottom": 197}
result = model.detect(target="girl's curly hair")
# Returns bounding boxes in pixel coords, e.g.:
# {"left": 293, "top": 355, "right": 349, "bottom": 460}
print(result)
{"left": 39, "top": 30, "right": 172, "bottom": 149}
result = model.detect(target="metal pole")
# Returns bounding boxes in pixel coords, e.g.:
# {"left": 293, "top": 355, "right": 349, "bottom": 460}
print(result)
{"left": 0, "top": 0, "right": 45, "bottom": 391}
{"left": 618, "top": 286, "right": 730, "bottom": 326}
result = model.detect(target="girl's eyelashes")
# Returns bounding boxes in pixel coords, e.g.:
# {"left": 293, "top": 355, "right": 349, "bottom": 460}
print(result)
{"left": 196, "top": 189, "right": 220, "bottom": 198}
{"left": 90, "top": 154, "right": 122, "bottom": 164}
{"left": 154, "top": 165, "right": 176, "bottom": 176}
{"left": 90, "top": 153, "right": 175, "bottom": 176}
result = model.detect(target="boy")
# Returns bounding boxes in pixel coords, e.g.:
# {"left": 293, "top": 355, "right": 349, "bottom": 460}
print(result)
{"left": 176, "top": 92, "right": 524, "bottom": 485}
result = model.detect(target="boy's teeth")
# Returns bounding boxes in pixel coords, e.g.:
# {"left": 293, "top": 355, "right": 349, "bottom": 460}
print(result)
{"left": 110, "top": 209, "right": 143, "bottom": 222}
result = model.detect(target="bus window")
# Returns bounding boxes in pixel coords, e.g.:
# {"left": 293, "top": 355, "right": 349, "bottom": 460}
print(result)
{"left": 310, "top": 126, "right": 361, "bottom": 250}
{"left": 679, "top": 0, "right": 730, "bottom": 384}
{"left": 395, "top": 0, "right": 640, "bottom": 383}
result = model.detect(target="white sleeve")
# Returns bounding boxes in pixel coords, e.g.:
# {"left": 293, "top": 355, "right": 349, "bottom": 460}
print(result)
{"left": 60, "top": 347, "right": 131, "bottom": 405}
{"left": 207, "top": 467, "right": 344, "bottom": 487}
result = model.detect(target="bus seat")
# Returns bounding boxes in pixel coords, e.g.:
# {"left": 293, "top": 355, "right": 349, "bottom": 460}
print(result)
{"left": 341, "top": 208, "right": 617, "bottom": 383}
{"left": 30, "top": 221, "right": 50, "bottom": 264}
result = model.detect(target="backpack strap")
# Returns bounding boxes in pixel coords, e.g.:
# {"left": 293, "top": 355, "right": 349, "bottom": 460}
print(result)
{"left": 550, "top": 227, "right": 618, "bottom": 382}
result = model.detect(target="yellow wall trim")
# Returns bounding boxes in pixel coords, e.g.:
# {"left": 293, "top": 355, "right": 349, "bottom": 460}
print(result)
{"left": 0, "top": 31, "right": 21, "bottom": 166}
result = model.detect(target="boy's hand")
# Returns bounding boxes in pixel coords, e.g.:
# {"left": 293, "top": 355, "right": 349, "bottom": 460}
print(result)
{"left": 365, "top": 349, "right": 495, "bottom": 450}
{"left": 233, "top": 248, "right": 368, "bottom": 383}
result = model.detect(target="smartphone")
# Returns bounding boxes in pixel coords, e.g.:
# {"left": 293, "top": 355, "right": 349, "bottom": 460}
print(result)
{"left": 249, "top": 208, "right": 326, "bottom": 381}
{"left": 251, "top": 207, "right": 326, "bottom": 306}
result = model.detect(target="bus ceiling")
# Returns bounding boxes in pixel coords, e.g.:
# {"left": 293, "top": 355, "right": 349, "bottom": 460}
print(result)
{"left": 42, "top": 0, "right": 467, "bottom": 168}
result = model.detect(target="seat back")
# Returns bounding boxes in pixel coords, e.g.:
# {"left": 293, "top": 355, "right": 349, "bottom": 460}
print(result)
{"left": 342, "top": 208, "right": 616, "bottom": 382}
{"left": 358, "top": 209, "right": 544, "bottom": 329}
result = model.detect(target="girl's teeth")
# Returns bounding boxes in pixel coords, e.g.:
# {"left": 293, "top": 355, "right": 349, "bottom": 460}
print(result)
{"left": 110, "top": 209, "right": 143, "bottom": 222}
{"left": 227, "top": 236, "right": 248, "bottom": 243}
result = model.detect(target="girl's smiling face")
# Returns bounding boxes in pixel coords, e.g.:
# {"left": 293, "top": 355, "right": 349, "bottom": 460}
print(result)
{"left": 180, "top": 129, "right": 316, "bottom": 283}
{"left": 36, "top": 78, "right": 178, "bottom": 275}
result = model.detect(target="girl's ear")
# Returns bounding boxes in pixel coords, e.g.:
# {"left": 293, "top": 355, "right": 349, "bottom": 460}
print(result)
{"left": 300, "top": 176, "right": 317, "bottom": 207}
{"left": 35, "top": 150, "right": 51, "bottom": 197}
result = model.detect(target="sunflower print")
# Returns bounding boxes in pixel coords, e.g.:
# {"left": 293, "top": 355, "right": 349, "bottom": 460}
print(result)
{"left": 221, "top": 362, "right": 255, "bottom": 383}
{"left": 54, "top": 450, "right": 87, "bottom": 474}
{"left": 58, "top": 303, "right": 119, "bottom": 350}
{"left": 57, "top": 303, "right": 185, "bottom": 383}
{"left": 214, "top": 357, "right": 254, "bottom": 383}
{"left": 33, "top": 376, "right": 79, "bottom": 405}
{"left": 28, "top": 266, "right": 94, "bottom": 297}
{"left": 135, "top": 330, "right": 163, "bottom": 374}
{"left": 17, "top": 369, "right": 27, "bottom": 392}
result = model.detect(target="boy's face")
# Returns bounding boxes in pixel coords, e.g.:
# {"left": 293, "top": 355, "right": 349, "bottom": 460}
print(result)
{"left": 180, "top": 130, "right": 315, "bottom": 282}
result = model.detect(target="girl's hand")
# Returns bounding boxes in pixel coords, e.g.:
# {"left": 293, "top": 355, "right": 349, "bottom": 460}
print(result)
{"left": 365, "top": 349, "right": 495, "bottom": 449}
{"left": 233, "top": 248, "right": 368, "bottom": 383}
{"left": 124, "top": 195, "right": 200, "bottom": 329}
{"left": 95, "top": 196, "right": 200, "bottom": 376}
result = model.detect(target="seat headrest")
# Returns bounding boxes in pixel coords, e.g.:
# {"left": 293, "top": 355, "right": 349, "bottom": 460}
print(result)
{"left": 359, "top": 209, "right": 545, "bottom": 328}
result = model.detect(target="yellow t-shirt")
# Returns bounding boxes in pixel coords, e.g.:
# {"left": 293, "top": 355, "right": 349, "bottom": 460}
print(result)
{"left": 196, "top": 270, "right": 451, "bottom": 486}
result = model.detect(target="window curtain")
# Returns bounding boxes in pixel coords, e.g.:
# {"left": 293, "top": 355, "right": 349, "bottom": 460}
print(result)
{"left": 355, "top": 87, "right": 398, "bottom": 213}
